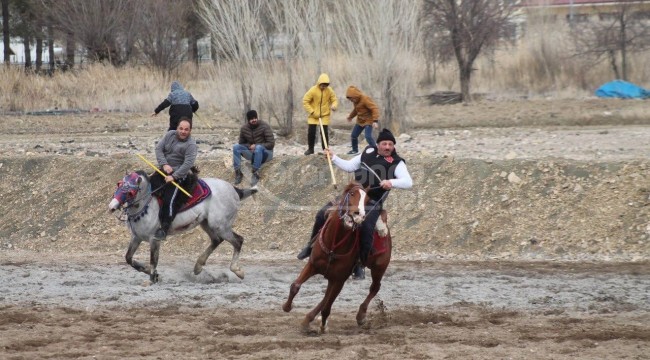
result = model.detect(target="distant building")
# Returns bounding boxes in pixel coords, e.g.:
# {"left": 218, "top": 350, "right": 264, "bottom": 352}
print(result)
{"left": 519, "top": 0, "right": 650, "bottom": 24}
{"left": 0, "top": 38, "right": 63, "bottom": 64}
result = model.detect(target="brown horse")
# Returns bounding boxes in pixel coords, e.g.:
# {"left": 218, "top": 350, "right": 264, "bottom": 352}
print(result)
{"left": 283, "top": 182, "right": 392, "bottom": 334}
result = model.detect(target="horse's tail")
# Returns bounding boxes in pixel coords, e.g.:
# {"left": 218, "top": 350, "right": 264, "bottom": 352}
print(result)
{"left": 233, "top": 186, "right": 258, "bottom": 201}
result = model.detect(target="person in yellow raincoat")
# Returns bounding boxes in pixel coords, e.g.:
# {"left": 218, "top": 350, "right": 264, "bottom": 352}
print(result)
{"left": 302, "top": 73, "right": 339, "bottom": 155}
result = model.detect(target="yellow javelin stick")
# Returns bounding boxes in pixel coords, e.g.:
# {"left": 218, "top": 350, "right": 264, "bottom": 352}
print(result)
{"left": 136, "top": 153, "right": 191, "bottom": 197}
{"left": 194, "top": 112, "right": 213, "bottom": 130}
{"left": 318, "top": 117, "right": 337, "bottom": 189}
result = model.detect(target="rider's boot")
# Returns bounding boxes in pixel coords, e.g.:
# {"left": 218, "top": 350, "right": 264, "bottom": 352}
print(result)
{"left": 297, "top": 237, "right": 314, "bottom": 260}
{"left": 352, "top": 263, "right": 365, "bottom": 280}
{"left": 298, "top": 205, "right": 329, "bottom": 259}
{"left": 154, "top": 221, "right": 171, "bottom": 241}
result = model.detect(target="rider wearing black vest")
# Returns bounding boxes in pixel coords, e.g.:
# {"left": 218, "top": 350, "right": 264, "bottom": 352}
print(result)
{"left": 297, "top": 128, "right": 413, "bottom": 279}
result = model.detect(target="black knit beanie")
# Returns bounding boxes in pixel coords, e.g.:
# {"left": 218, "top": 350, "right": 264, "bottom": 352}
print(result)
{"left": 246, "top": 110, "right": 258, "bottom": 120}
{"left": 376, "top": 128, "right": 396, "bottom": 144}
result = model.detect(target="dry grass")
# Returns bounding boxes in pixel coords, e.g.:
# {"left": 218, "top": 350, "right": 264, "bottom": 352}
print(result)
{"left": 2, "top": 27, "right": 649, "bottom": 117}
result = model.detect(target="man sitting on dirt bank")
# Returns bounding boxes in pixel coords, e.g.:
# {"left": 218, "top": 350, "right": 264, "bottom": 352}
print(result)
{"left": 297, "top": 128, "right": 413, "bottom": 279}
{"left": 232, "top": 110, "right": 275, "bottom": 187}
{"left": 151, "top": 117, "right": 197, "bottom": 240}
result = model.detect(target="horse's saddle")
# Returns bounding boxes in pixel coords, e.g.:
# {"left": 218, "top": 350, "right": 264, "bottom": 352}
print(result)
{"left": 156, "top": 178, "right": 211, "bottom": 212}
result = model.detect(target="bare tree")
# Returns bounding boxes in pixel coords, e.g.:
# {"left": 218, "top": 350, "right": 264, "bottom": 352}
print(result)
{"left": 257, "top": 0, "right": 311, "bottom": 135}
{"left": 571, "top": 2, "right": 650, "bottom": 81}
{"left": 10, "top": 0, "right": 34, "bottom": 69}
{"left": 196, "top": 0, "right": 267, "bottom": 119}
{"left": 421, "top": 0, "right": 517, "bottom": 101}
{"left": 329, "top": 0, "right": 421, "bottom": 134}
{"left": 184, "top": 1, "right": 207, "bottom": 67}
{"left": 198, "top": 0, "right": 422, "bottom": 134}
{"left": 34, "top": 12, "right": 42, "bottom": 70}
{"left": 44, "top": 0, "right": 132, "bottom": 65}
{"left": 2, "top": 0, "right": 9, "bottom": 66}
{"left": 135, "top": 0, "right": 189, "bottom": 75}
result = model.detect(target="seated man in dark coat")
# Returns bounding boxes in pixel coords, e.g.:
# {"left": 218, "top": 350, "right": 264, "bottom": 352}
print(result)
{"left": 232, "top": 110, "right": 275, "bottom": 187}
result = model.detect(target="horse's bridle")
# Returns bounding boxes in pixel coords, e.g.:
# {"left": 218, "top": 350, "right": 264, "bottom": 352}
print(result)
{"left": 113, "top": 175, "right": 154, "bottom": 222}
{"left": 315, "top": 184, "right": 366, "bottom": 263}
{"left": 336, "top": 184, "right": 366, "bottom": 231}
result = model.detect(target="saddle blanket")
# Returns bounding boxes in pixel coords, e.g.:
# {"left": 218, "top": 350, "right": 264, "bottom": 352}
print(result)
{"left": 156, "top": 179, "right": 212, "bottom": 212}
{"left": 372, "top": 231, "right": 390, "bottom": 256}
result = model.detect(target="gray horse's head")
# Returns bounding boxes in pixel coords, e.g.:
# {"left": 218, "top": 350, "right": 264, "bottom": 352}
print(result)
{"left": 109, "top": 171, "right": 148, "bottom": 212}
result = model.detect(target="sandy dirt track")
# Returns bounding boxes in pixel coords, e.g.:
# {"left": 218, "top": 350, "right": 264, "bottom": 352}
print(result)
{"left": 1, "top": 98, "right": 650, "bottom": 359}
{"left": 1, "top": 252, "right": 649, "bottom": 359}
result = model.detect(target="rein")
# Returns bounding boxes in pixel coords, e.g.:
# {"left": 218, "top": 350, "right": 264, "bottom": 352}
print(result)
{"left": 316, "top": 216, "right": 360, "bottom": 261}
{"left": 364, "top": 188, "right": 389, "bottom": 213}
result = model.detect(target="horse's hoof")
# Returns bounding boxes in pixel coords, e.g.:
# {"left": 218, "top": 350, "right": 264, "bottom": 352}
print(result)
{"left": 356, "top": 312, "right": 367, "bottom": 326}
{"left": 232, "top": 268, "right": 245, "bottom": 280}
{"left": 150, "top": 272, "right": 159, "bottom": 284}
{"left": 282, "top": 302, "right": 292, "bottom": 313}
{"left": 319, "top": 324, "right": 328, "bottom": 334}
{"left": 319, "top": 319, "right": 329, "bottom": 334}
{"left": 193, "top": 263, "right": 203, "bottom": 275}
{"left": 300, "top": 321, "right": 316, "bottom": 335}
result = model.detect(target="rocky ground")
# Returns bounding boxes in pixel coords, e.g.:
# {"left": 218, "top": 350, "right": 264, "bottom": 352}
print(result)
{"left": 0, "top": 97, "right": 649, "bottom": 359}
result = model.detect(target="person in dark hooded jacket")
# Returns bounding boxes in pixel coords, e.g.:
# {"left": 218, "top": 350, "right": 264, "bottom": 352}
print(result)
{"left": 152, "top": 81, "right": 199, "bottom": 130}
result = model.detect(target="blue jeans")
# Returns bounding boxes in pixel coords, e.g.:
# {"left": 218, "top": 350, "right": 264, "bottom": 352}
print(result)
{"left": 233, "top": 144, "right": 273, "bottom": 171}
{"left": 351, "top": 124, "right": 376, "bottom": 152}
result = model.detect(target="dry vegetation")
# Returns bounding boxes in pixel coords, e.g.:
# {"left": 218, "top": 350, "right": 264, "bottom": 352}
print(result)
{"left": 2, "top": 3, "right": 650, "bottom": 359}
{"left": 2, "top": 23, "right": 649, "bottom": 131}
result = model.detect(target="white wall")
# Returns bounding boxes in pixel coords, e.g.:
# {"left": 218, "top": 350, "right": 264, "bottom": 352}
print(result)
{"left": 0, "top": 38, "right": 63, "bottom": 63}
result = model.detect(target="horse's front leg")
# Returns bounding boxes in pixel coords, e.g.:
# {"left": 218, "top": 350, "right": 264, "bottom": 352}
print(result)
{"left": 356, "top": 266, "right": 387, "bottom": 326}
{"left": 318, "top": 280, "right": 345, "bottom": 334}
{"left": 125, "top": 236, "right": 150, "bottom": 274}
{"left": 283, "top": 263, "right": 317, "bottom": 313}
{"left": 149, "top": 239, "right": 161, "bottom": 283}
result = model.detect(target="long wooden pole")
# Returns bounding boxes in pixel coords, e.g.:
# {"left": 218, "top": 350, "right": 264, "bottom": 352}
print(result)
{"left": 318, "top": 118, "right": 337, "bottom": 188}
{"left": 136, "top": 154, "right": 192, "bottom": 197}
{"left": 193, "top": 112, "right": 213, "bottom": 130}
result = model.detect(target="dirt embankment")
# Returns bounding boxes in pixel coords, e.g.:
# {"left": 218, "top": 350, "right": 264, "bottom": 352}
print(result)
{"left": 1, "top": 102, "right": 650, "bottom": 359}
{"left": 1, "top": 154, "right": 648, "bottom": 262}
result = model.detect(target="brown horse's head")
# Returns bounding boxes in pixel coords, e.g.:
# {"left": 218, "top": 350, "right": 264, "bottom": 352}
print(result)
{"left": 338, "top": 182, "right": 369, "bottom": 230}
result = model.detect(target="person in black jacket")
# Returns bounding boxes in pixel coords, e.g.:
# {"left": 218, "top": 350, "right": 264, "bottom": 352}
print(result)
{"left": 152, "top": 81, "right": 199, "bottom": 130}
{"left": 296, "top": 129, "right": 412, "bottom": 280}
{"left": 232, "top": 110, "right": 275, "bottom": 187}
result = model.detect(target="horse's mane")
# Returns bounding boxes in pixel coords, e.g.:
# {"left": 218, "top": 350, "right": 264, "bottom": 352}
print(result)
{"left": 343, "top": 181, "right": 362, "bottom": 194}
{"left": 135, "top": 170, "right": 150, "bottom": 183}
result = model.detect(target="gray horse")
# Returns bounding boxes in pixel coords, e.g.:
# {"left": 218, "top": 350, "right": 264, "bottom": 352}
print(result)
{"left": 109, "top": 170, "right": 256, "bottom": 283}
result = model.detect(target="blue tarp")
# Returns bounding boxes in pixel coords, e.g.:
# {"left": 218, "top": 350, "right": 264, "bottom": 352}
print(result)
{"left": 595, "top": 80, "right": 650, "bottom": 99}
